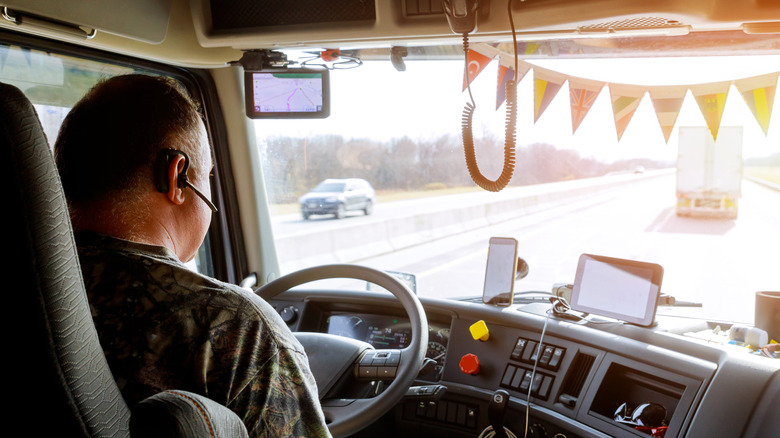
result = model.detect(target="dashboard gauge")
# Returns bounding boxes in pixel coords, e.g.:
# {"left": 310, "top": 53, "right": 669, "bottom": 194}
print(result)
{"left": 426, "top": 341, "right": 447, "bottom": 373}
{"left": 326, "top": 315, "right": 365, "bottom": 339}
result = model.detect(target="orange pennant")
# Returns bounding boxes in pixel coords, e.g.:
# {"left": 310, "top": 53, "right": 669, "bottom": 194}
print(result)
{"left": 462, "top": 49, "right": 494, "bottom": 91}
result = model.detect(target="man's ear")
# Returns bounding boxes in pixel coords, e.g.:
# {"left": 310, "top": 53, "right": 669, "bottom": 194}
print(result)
{"left": 166, "top": 154, "right": 187, "bottom": 205}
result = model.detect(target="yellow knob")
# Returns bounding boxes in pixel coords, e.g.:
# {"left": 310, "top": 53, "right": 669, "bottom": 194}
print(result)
{"left": 469, "top": 320, "right": 490, "bottom": 341}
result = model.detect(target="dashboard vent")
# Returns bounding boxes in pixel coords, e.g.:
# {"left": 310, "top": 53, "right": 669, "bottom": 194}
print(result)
{"left": 557, "top": 352, "right": 595, "bottom": 408}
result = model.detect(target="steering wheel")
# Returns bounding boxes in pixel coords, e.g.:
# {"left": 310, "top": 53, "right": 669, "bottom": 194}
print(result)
{"left": 256, "top": 264, "right": 428, "bottom": 438}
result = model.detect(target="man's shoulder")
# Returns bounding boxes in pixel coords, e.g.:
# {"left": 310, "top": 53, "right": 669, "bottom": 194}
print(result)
{"left": 77, "top": 231, "right": 298, "bottom": 348}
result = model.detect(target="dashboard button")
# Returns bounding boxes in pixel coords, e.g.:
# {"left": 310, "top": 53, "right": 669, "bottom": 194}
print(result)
{"left": 459, "top": 353, "right": 481, "bottom": 375}
{"left": 378, "top": 366, "right": 397, "bottom": 378}
{"left": 531, "top": 373, "right": 543, "bottom": 392}
{"left": 511, "top": 338, "right": 527, "bottom": 360}
{"left": 549, "top": 348, "right": 564, "bottom": 368}
{"left": 502, "top": 366, "right": 517, "bottom": 386}
{"left": 522, "top": 341, "right": 537, "bottom": 361}
{"left": 520, "top": 371, "right": 533, "bottom": 391}
{"left": 539, "top": 376, "right": 553, "bottom": 399}
{"left": 279, "top": 306, "right": 298, "bottom": 324}
{"left": 385, "top": 350, "right": 401, "bottom": 365}
{"left": 469, "top": 320, "right": 490, "bottom": 341}
{"left": 359, "top": 366, "right": 377, "bottom": 378}
{"left": 540, "top": 345, "right": 554, "bottom": 365}
{"left": 511, "top": 368, "right": 524, "bottom": 388}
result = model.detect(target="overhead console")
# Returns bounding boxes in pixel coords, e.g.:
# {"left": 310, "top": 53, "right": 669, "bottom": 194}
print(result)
{"left": 188, "top": 0, "right": 780, "bottom": 51}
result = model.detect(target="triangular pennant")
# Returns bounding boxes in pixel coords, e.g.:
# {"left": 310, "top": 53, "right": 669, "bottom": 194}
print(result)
{"left": 462, "top": 49, "right": 494, "bottom": 91}
{"left": 496, "top": 65, "right": 515, "bottom": 110}
{"left": 735, "top": 72, "right": 778, "bottom": 136}
{"left": 691, "top": 81, "right": 731, "bottom": 141}
{"left": 533, "top": 68, "right": 566, "bottom": 123}
{"left": 609, "top": 83, "right": 646, "bottom": 141}
{"left": 568, "top": 78, "right": 603, "bottom": 134}
{"left": 648, "top": 86, "right": 688, "bottom": 143}
{"left": 516, "top": 42, "right": 540, "bottom": 56}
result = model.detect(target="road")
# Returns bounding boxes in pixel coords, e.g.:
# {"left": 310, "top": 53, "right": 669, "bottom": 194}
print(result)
{"left": 272, "top": 175, "right": 780, "bottom": 324}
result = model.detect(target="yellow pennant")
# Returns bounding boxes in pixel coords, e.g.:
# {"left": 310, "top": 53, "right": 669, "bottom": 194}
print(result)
{"left": 735, "top": 72, "right": 778, "bottom": 136}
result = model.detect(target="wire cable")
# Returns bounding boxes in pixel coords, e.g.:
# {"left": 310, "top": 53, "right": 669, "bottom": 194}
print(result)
{"left": 524, "top": 303, "right": 551, "bottom": 438}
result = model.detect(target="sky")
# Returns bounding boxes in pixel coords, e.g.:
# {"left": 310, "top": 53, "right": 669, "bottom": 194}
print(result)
{"left": 254, "top": 56, "right": 780, "bottom": 163}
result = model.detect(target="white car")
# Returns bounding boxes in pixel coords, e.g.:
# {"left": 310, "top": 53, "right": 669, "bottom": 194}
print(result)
{"left": 299, "top": 178, "right": 375, "bottom": 220}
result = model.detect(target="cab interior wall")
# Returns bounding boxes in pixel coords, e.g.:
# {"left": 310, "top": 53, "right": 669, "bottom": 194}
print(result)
{"left": 3, "top": 0, "right": 779, "bottom": 437}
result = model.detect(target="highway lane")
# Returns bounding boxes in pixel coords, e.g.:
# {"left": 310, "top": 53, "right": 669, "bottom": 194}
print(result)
{"left": 273, "top": 174, "right": 779, "bottom": 324}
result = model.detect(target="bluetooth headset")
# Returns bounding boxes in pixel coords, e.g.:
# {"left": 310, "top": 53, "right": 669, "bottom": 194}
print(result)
{"left": 154, "top": 148, "right": 218, "bottom": 213}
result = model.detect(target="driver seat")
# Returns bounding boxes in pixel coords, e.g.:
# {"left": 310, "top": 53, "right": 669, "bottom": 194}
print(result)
{"left": 2, "top": 81, "right": 247, "bottom": 438}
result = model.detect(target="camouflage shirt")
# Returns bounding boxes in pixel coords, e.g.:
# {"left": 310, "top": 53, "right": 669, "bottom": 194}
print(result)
{"left": 76, "top": 231, "right": 331, "bottom": 438}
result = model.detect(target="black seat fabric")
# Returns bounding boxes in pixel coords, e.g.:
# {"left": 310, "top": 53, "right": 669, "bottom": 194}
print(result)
{"left": 3, "top": 81, "right": 131, "bottom": 437}
{"left": 2, "top": 81, "right": 247, "bottom": 438}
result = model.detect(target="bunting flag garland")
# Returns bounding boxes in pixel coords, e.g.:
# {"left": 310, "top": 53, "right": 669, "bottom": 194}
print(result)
{"left": 462, "top": 43, "right": 778, "bottom": 143}
{"left": 735, "top": 72, "right": 778, "bottom": 135}
{"left": 568, "top": 78, "right": 604, "bottom": 134}
{"left": 533, "top": 68, "right": 567, "bottom": 122}
{"left": 462, "top": 49, "right": 495, "bottom": 91}
{"left": 609, "top": 84, "right": 645, "bottom": 141}
{"left": 649, "top": 86, "right": 688, "bottom": 143}
{"left": 516, "top": 42, "right": 540, "bottom": 57}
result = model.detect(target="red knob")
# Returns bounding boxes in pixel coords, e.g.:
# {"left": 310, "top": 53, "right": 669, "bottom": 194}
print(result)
{"left": 459, "top": 353, "right": 480, "bottom": 375}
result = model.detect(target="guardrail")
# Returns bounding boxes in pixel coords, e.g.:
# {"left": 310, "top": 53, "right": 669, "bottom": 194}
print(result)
{"left": 276, "top": 170, "right": 674, "bottom": 272}
{"left": 745, "top": 175, "right": 780, "bottom": 192}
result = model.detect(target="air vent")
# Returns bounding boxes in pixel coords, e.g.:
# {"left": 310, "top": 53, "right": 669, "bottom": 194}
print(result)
{"left": 557, "top": 352, "right": 595, "bottom": 408}
{"left": 578, "top": 17, "right": 687, "bottom": 33}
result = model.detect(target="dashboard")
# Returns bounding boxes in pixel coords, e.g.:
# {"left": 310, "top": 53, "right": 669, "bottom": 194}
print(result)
{"left": 322, "top": 312, "right": 450, "bottom": 382}
{"left": 269, "top": 290, "right": 779, "bottom": 438}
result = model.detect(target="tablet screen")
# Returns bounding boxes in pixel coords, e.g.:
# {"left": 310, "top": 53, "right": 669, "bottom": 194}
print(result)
{"left": 570, "top": 254, "right": 663, "bottom": 326}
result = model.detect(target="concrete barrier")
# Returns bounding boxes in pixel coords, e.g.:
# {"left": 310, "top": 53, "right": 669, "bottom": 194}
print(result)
{"left": 276, "top": 170, "right": 673, "bottom": 272}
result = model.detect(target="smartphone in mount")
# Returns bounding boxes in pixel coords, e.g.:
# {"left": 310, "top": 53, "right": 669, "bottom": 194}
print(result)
{"left": 482, "top": 237, "right": 518, "bottom": 306}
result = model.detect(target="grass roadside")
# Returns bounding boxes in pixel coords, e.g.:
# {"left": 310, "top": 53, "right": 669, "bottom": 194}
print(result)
{"left": 269, "top": 185, "right": 484, "bottom": 216}
{"left": 744, "top": 166, "right": 780, "bottom": 184}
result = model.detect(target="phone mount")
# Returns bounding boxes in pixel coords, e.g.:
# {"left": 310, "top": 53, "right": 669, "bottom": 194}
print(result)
{"left": 515, "top": 257, "right": 529, "bottom": 280}
{"left": 234, "top": 49, "right": 292, "bottom": 71}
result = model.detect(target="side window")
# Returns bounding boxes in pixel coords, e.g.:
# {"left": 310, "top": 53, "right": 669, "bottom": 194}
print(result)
{"left": 0, "top": 43, "right": 215, "bottom": 275}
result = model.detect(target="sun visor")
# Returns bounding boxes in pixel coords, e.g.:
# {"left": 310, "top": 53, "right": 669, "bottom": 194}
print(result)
{"left": 1, "top": 0, "right": 172, "bottom": 44}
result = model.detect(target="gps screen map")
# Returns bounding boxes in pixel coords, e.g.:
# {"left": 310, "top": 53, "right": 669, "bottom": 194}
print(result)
{"left": 245, "top": 69, "right": 330, "bottom": 119}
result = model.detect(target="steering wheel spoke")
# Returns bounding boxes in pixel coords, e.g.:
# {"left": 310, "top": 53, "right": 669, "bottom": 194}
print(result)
{"left": 256, "top": 264, "right": 428, "bottom": 437}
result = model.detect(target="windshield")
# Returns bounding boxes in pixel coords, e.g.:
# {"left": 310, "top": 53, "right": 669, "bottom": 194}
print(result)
{"left": 258, "top": 41, "right": 780, "bottom": 325}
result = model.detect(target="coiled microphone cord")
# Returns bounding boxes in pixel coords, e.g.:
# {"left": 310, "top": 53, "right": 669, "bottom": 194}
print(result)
{"left": 460, "top": 0, "right": 520, "bottom": 192}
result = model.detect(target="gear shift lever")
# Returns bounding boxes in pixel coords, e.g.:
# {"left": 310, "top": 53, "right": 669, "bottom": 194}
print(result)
{"left": 488, "top": 389, "right": 510, "bottom": 438}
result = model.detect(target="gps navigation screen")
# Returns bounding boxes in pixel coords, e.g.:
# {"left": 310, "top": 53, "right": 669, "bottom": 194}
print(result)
{"left": 247, "top": 70, "right": 329, "bottom": 118}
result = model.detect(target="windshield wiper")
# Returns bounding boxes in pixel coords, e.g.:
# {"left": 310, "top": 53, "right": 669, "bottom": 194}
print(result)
{"left": 659, "top": 294, "right": 703, "bottom": 307}
{"left": 658, "top": 294, "right": 703, "bottom": 307}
